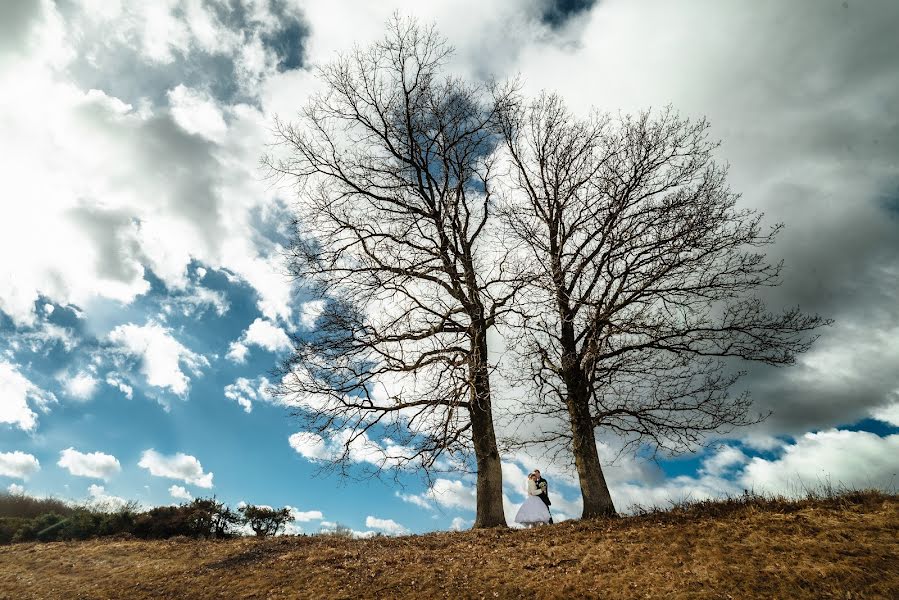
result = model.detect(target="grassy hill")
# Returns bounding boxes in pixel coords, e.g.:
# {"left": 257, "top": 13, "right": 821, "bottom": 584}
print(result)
{"left": 0, "top": 491, "right": 896, "bottom": 599}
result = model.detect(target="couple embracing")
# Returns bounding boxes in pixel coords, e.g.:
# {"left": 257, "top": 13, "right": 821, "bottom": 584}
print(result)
{"left": 514, "top": 469, "right": 554, "bottom": 527}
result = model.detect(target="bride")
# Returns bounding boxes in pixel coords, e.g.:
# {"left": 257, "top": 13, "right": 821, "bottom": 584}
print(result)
{"left": 514, "top": 473, "right": 551, "bottom": 527}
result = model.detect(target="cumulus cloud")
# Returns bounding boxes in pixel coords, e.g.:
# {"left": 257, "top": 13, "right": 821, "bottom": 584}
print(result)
{"left": 225, "top": 341, "right": 249, "bottom": 363}
{"left": 0, "top": 451, "right": 41, "bottom": 479}
{"left": 395, "top": 490, "right": 434, "bottom": 510}
{"left": 108, "top": 322, "right": 208, "bottom": 396}
{"left": 298, "top": 300, "right": 325, "bottom": 329}
{"left": 169, "top": 484, "right": 193, "bottom": 501}
{"left": 57, "top": 448, "right": 122, "bottom": 480}
{"left": 224, "top": 376, "right": 273, "bottom": 413}
{"left": 364, "top": 516, "right": 409, "bottom": 536}
{"left": 0, "top": 361, "right": 56, "bottom": 431}
{"left": 7, "top": 483, "right": 25, "bottom": 495}
{"left": 287, "top": 430, "right": 413, "bottom": 469}
{"left": 138, "top": 449, "right": 214, "bottom": 488}
{"left": 701, "top": 446, "right": 749, "bottom": 477}
{"left": 168, "top": 84, "right": 227, "bottom": 142}
{"left": 739, "top": 430, "right": 899, "bottom": 495}
{"left": 416, "top": 479, "right": 477, "bottom": 512}
{"left": 287, "top": 432, "right": 331, "bottom": 461}
{"left": 286, "top": 507, "right": 323, "bottom": 522}
{"left": 86, "top": 484, "right": 128, "bottom": 510}
{"left": 448, "top": 516, "right": 470, "bottom": 531}
{"left": 0, "top": 0, "right": 299, "bottom": 330}
{"left": 62, "top": 371, "right": 99, "bottom": 401}
{"left": 871, "top": 401, "right": 899, "bottom": 428}
{"left": 225, "top": 318, "right": 291, "bottom": 364}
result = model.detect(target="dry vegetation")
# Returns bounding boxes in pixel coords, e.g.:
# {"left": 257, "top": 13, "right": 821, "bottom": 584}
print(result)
{"left": 1, "top": 491, "right": 896, "bottom": 600}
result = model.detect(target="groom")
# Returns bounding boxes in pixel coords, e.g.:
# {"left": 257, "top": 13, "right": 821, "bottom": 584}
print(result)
{"left": 533, "top": 469, "right": 553, "bottom": 524}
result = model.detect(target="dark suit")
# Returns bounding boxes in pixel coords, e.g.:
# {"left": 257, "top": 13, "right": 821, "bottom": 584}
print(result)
{"left": 535, "top": 477, "right": 553, "bottom": 523}
{"left": 535, "top": 477, "right": 551, "bottom": 506}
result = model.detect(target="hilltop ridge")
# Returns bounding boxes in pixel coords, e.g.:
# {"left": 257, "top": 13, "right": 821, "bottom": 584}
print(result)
{"left": 0, "top": 491, "right": 896, "bottom": 599}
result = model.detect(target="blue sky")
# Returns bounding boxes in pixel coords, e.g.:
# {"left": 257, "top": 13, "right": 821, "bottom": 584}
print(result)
{"left": 1, "top": 0, "right": 898, "bottom": 536}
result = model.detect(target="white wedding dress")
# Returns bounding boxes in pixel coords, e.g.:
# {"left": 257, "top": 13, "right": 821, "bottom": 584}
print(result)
{"left": 514, "top": 479, "right": 551, "bottom": 525}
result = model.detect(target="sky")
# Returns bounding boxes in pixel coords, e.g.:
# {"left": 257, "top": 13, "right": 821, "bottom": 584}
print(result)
{"left": 1, "top": 0, "right": 898, "bottom": 537}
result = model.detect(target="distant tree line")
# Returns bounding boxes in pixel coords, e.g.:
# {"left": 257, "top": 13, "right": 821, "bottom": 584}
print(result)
{"left": 0, "top": 492, "right": 294, "bottom": 544}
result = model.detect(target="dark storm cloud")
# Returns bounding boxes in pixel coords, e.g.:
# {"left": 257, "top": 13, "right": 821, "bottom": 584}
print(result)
{"left": 540, "top": 0, "right": 597, "bottom": 28}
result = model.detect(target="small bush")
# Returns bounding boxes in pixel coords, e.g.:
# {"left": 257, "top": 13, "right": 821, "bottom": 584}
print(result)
{"left": 56, "top": 510, "right": 103, "bottom": 541}
{"left": 0, "top": 517, "right": 29, "bottom": 544}
{"left": 239, "top": 505, "right": 292, "bottom": 537}
{"left": 319, "top": 523, "right": 354, "bottom": 538}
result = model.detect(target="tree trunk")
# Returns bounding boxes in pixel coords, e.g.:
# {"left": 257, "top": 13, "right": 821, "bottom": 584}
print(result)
{"left": 469, "top": 327, "right": 507, "bottom": 528}
{"left": 566, "top": 378, "right": 617, "bottom": 518}
{"left": 556, "top": 278, "right": 616, "bottom": 518}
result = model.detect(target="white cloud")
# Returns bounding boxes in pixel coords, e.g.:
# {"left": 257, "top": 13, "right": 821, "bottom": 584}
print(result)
{"left": 226, "top": 318, "right": 291, "bottom": 364}
{"left": 243, "top": 320, "right": 291, "bottom": 354}
{"left": 16, "top": 323, "right": 77, "bottom": 353}
{"left": 739, "top": 429, "right": 899, "bottom": 495}
{"left": 224, "top": 376, "right": 273, "bottom": 413}
{"left": 0, "top": 451, "right": 41, "bottom": 479}
{"left": 62, "top": 371, "right": 99, "bottom": 401}
{"left": 168, "top": 84, "right": 227, "bottom": 142}
{"left": 225, "top": 341, "right": 249, "bottom": 363}
{"left": 108, "top": 322, "right": 208, "bottom": 396}
{"left": 287, "top": 430, "right": 413, "bottom": 469}
{"left": 138, "top": 449, "right": 214, "bottom": 488}
{"left": 0, "top": 3, "right": 296, "bottom": 329}
{"left": 105, "top": 373, "right": 134, "bottom": 399}
{"left": 161, "top": 283, "right": 230, "bottom": 319}
{"left": 7, "top": 483, "right": 25, "bottom": 495}
{"left": 701, "top": 446, "right": 749, "bottom": 477}
{"left": 0, "top": 361, "right": 56, "bottom": 431}
{"left": 287, "top": 432, "right": 331, "bottom": 461}
{"left": 286, "top": 506, "right": 323, "bottom": 522}
{"left": 871, "top": 401, "right": 899, "bottom": 427}
{"left": 422, "top": 479, "right": 477, "bottom": 511}
{"left": 168, "top": 484, "right": 193, "bottom": 501}
{"left": 57, "top": 447, "right": 122, "bottom": 480}
{"left": 396, "top": 490, "right": 434, "bottom": 510}
{"left": 364, "top": 516, "right": 409, "bottom": 536}
{"left": 282, "top": 522, "right": 304, "bottom": 535}
{"left": 449, "top": 516, "right": 470, "bottom": 531}
{"left": 86, "top": 484, "right": 128, "bottom": 510}
{"left": 298, "top": 300, "right": 325, "bottom": 329}
{"left": 740, "top": 433, "right": 785, "bottom": 452}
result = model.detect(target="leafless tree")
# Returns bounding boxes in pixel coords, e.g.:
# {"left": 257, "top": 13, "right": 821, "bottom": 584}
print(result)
{"left": 264, "top": 17, "right": 520, "bottom": 528}
{"left": 496, "top": 93, "right": 829, "bottom": 518}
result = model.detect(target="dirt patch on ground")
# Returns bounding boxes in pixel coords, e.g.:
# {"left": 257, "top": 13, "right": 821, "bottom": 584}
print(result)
{"left": 1, "top": 493, "right": 896, "bottom": 599}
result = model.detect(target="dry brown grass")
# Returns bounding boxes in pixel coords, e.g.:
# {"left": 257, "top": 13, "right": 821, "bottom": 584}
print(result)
{"left": 1, "top": 491, "right": 896, "bottom": 599}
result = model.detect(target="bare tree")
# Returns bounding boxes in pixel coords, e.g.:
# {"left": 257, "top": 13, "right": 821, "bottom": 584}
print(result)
{"left": 497, "top": 93, "right": 829, "bottom": 518}
{"left": 265, "top": 18, "right": 519, "bottom": 528}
